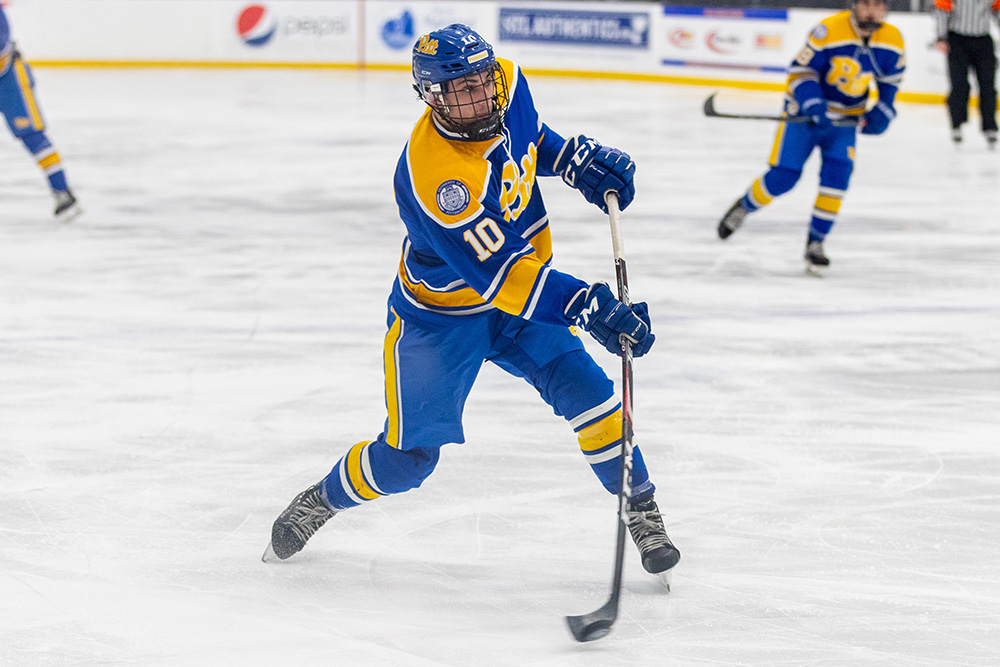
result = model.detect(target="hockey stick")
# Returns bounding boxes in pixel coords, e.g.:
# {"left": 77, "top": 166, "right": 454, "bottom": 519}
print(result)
{"left": 565, "top": 191, "right": 635, "bottom": 643}
{"left": 703, "top": 93, "right": 860, "bottom": 127}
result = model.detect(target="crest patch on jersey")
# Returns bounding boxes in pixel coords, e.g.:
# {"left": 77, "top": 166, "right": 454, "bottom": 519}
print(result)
{"left": 436, "top": 180, "right": 471, "bottom": 215}
{"left": 811, "top": 24, "right": 828, "bottom": 40}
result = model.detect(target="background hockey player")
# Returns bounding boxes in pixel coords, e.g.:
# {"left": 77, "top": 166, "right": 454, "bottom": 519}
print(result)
{"left": 1, "top": 4, "right": 80, "bottom": 220}
{"left": 716, "top": 0, "right": 905, "bottom": 274}
{"left": 263, "top": 24, "right": 680, "bottom": 583}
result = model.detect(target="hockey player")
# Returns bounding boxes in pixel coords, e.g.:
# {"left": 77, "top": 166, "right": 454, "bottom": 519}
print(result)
{"left": 716, "top": 0, "right": 905, "bottom": 274}
{"left": 264, "top": 24, "right": 680, "bottom": 583}
{"left": 1, "top": 5, "right": 80, "bottom": 220}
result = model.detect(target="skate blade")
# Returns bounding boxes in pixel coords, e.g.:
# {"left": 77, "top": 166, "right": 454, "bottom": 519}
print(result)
{"left": 261, "top": 542, "right": 279, "bottom": 563}
{"left": 56, "top": 204, "right": 83, "bottom": 223}
{"left": 804, "top": 262, "right": 826, "bottom": 278}
{"left": 658, "top": 569, "right": 673, "bottom": 592}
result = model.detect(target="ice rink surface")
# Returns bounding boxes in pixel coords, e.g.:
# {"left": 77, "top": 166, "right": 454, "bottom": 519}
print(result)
{"left": 1, "top": 66, "right": 998, "bottom": 666}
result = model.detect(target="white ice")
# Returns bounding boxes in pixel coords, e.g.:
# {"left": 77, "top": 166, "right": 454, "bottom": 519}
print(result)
{"left": 1, "top": 68, "right": 999, "bottom": 667}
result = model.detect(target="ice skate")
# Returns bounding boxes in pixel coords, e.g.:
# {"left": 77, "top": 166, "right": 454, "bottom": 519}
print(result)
{"left": 804, "top": 240, "right": 830, "bottom": 276}
{"left": 262, "top": 482, "right": 337, "bottom": 562}
{"left": 627, "top": 497, "right": 680, "bottom": 591}
{"left": 986, "top": 130, "right": 997, "bottom": 150}
{"left": 951, "top": 127, "right": 962, "bottom": 145}
{"left": 53, "top": 189, "right": 81, "bottom": 222}
{"left": 717, "top": 199, "right": 748, "bottom": 239}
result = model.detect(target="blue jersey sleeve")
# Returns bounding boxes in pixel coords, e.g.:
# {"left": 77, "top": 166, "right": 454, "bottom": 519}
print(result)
{"left": 788, "top": 26, "right": 830, "bottom": 105}
{"left": 537, "top": 123, "right": 567, "bottom": 177}
{"left": 1, "top": 6, "right": 11, "bottom": 52}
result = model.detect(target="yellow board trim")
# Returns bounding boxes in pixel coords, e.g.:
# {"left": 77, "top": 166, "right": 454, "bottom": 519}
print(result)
{"left": 26, "top": 61, "right": 960, "bottom": 107}
{"left": 384, "top": 310, "right": 404, "bottom": 448}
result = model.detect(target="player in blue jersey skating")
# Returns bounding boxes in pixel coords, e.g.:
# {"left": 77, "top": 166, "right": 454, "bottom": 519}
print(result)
{"left": 717, "top": 0, "right": 905, "bottom": 274}
{"left": 263, "top": 24, "right": 680, "bottom": 582}
{"left": 1, "top": 5, "right": 80, "bottom": 220}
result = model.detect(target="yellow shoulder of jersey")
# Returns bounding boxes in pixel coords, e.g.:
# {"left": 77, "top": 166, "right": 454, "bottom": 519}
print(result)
{"left": 404, "top": 58, "right": 521, "bottom": 229}
{"left": 406, "top": 109, "right": 501, "bottom": 228}
{"left": 808, "top": 11, "right": 858, "bottom": 48}
{"left": 496, "top": 57, "right": 519, "bottom": 101}
{"left": 869, "top": 22, "right": 905, "bottom": 53}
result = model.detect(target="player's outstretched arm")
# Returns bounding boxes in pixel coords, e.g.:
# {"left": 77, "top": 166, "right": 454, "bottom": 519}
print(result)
{"left": 553, "top": 135, "right": 635, "bottom": 213}
{"left": 565, "top": 282, "right": 654, "bottom": 357}
{"left": 861, "top": 83, "right": 898, "bottom": 135}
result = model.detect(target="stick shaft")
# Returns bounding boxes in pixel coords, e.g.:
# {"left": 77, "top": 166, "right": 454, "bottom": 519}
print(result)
{"left": 703, "top": 92, "right": 860, "bottom": 127}
{"left": 608, "top": 191, "right": 634, "bottom": 615}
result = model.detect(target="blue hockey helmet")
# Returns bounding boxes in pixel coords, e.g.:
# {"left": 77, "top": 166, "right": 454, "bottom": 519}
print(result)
{"left": 412, "top": 24, "right": 508, "bottom": 141}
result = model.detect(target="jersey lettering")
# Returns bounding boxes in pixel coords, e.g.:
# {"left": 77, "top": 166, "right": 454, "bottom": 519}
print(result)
{"left": 500, "top": 142, "right": 537, "bottom": 222}
{"left": 826, "top": 56, "right": 873, "bottom": 96}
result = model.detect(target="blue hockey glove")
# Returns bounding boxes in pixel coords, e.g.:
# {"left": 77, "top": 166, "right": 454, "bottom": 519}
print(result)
{"left": 555, "top": 135, "right": 635, "bottom": 213}
{"left": 800, "top": 97, "right": 831, "bottom": 129}
{"left": 861, "top": 101, "right": 895, "bottom": 135}
{"left": 567, "top": 283, "right": 654, "bottom": 357}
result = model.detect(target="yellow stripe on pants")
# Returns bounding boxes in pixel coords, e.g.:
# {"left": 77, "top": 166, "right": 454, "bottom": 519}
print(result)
{"left": 383, "top": 309, "right": 404, "bottom": 448}
{"left": 14, "top": 60, "right": 45, "bottom": 131}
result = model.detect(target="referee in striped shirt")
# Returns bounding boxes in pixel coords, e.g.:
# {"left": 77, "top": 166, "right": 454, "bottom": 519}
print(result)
{"left": 934, "top": 0, "right": 1000, "bottom": 147}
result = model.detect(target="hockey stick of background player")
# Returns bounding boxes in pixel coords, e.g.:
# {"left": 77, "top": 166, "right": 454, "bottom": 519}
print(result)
{"left": 703, "top": 92, "right": 860, "bottom": 127}
{"left": 565, "top": 191, "right": 635, "bottom": 643}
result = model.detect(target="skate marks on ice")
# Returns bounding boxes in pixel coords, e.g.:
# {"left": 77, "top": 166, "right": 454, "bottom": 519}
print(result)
{"left": 2, "top": 70, "right": 999, "bottom": 666}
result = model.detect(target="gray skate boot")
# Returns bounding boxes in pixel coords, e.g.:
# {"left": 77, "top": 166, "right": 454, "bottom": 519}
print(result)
{"left": 262, "top": 482, "right": 337, "bottom": 562}
{"left": 627, "top": 497, "right": 681, "bottom": 590}
{"left": 717, "top": 199, "right": 748, "bottom": 239}
{"left": 804, "top": 239, "right": 830, "bottom": 276}
{"left": 53, "top": 189, "right": 81, "bottom": 222}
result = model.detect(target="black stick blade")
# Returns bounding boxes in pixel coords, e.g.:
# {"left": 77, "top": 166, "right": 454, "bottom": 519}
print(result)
{"left": 565, "top": 596, "right": 619, "bottom": 642}
{"left": 703, "top": 92, "right": 719, "bottom": 117}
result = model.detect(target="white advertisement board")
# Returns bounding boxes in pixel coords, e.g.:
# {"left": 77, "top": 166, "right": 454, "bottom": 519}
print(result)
{"left": 658, "top": 7, "right": 792, "bottom": 74}
{"left": 2, "top": 0, "right": 954, "bottom": 98}
{"left": 363, "top": 1, "right": 494, "bottom": 67}
{"left": 5, "top": 0, "right": 359, "bottom": 64}
{"left": 220, "top": 1, "right": 358, "bottom": 63}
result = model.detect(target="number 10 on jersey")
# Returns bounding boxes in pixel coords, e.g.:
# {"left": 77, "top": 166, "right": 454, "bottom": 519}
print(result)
{"left": 464, "top": 218, "right": 506, "bottom": 261}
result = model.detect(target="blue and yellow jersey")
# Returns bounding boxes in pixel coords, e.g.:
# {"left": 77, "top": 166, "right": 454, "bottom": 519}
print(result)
{"left": 390, "top": 58, "right": 587, "bottom": 327}
{"left": 0, "top": 6, "right": 12, "bottom": 75}
{"left": 785, "top": 11, "right": 905, "bottom": 118}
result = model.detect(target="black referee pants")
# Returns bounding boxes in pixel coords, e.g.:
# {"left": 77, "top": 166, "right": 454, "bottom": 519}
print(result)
{"left": 946, "top": 31, "right": 997, "bottom": 132}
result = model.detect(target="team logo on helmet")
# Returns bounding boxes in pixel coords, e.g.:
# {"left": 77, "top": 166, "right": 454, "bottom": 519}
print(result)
{"left": 237, "top": 5, "right": 278, "bottom": 47}
{"left": 436, "top": 180, "right": 471, "bottom": 215}
{"left": 416, "top": 35, "right": 439, "bottom": 55}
